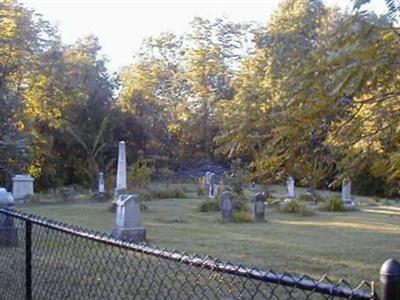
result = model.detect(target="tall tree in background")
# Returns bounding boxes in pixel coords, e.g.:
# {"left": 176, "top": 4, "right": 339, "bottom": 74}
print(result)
{"left": 0, "top": 0, "right": 56, "bottom": 187}
{"left": 25, "top": 36, "right": 117, "bottom": 187}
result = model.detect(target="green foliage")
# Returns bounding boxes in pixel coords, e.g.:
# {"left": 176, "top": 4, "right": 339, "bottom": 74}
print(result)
{"left": 139, "top": 187, "right": 187, "bottom": 201}
{"left": 281, "top": 200, "right": 315, "bottom": 216}
{"left": 151, "top": 188, "right": 186, "bottom": 199}
{"left": 2, "top": 0, "right": 400, "bottom": 199}
{"left": 198, "top": 200, "right": 220, "bottom": 212}
{"left": 128, "top": 159, "right": 154, "bottom": 188}
{"left": 196, "top": 177, "right": 206, "bottom": 196}
{"left": 224, "top": 159, "right": 248, "bottom": 194}
{"left": 232, "top": 211, "right": 253, "bottom": 223}
{"left": 232, "top": 193, "right": 249, "bottom": 212}
{"left": 299, "top": 190, "right": 326, "bottom": 203}
{"left": 324, "top": 197, "right": 345, "bottom": 212}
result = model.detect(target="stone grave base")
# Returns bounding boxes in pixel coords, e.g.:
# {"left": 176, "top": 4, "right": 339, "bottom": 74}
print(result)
{"left": 283, "top": 197, "right": 296, "bottom": 203}
{"left": 342, "top": 199, "right": 355, "bottom": 208}
{"left": 112, "top": 227, "right": 146, "bottom": 243}
{"left": 221, "top": 210, "right": 233, "bottom": 222}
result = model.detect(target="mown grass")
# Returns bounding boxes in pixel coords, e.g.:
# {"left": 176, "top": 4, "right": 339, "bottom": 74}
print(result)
{"left": 17, "top": 184, "right": 400, "bottom": 287}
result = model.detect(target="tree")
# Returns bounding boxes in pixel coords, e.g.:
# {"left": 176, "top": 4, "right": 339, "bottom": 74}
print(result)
{"left": 0, "top": 0, "right": 56, "bottom": 187}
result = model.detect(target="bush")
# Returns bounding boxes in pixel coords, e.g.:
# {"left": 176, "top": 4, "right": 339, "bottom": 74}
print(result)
{"left": 152, "top": 188, "right": 186, "bottom": 199}
{"left": 139, "top": 188, "right": 187, "bottom": 201}
{"left": 128, "top": 158, "right": 153, "bottom": 188}
{"left": 281, "top": 200, "right": 315, "bottom": 216}
{"left": 196, "top": 177, "right": 207, "bottom": 196}
{"left": 196, "top": 187, "right": 205, "bottom": 196}
{"left": 198, "top": 200, "right": 220, "bottom": 212}
{"left": 232, "top": 193, "right": 249, "bottom": 212}
{"left": 224, "top": 158, "right": 248, "bottom": 194}
{"left": 232, "top": 211, "right": 253, "bottom": 223}
{"left": 298, "top": 194, "right": 314, "bottom": 202}
{"left": 299, "top": 190, "right": 325, "bottom": 203}
{"left": 324, "top": 197, "right": 345, "bottom": 212}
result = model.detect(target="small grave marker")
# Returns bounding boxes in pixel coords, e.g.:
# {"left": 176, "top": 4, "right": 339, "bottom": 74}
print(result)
{"left": 220, "top": 191, "right": 233, "bottom": 222}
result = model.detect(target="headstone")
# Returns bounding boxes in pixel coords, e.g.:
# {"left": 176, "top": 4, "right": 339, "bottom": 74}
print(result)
{"left": 285, "top": 177, "right": 296, "bottom": 200}
{"left": 0, "top": 188, "right": 17, "bottom": 246}
{"left": 209, "top": 173, "right": 216, "bottom": 198}
{"left": 63, "top": 186, "right": 76, "bottom": 201}
{"left": 12, "top": 174, "right": 34, "bottom": 199}
{"left": 341, "top": 179, "right": 354, "bottom": 206}
{"left": 98, "top": 172, "right": 105, "bottom": 193}
{"left": 253, "top": 192, "right": 266, "bottom": 221}
{"left": 220, "top": 191, "right": 233, "bottom": 222}
{"left": 115, "top": 141, "right": 127, "bottom": 194}
{"left": 112, "top": 194, "right": 146, "bottom": 242}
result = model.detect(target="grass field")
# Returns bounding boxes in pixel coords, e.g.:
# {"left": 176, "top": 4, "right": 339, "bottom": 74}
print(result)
{"left": 17, "top": 184, "right": 400, "bottom": 287}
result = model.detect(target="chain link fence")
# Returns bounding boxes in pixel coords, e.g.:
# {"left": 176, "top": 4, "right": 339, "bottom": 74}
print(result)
{"left": 0, "top": 208, "right": 378, "bottom": 299}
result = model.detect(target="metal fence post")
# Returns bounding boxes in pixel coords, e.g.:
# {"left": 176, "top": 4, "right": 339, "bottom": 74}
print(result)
{"left": 25, "top": 220, "right": 32, "bottom": 300}
{"left": 380, "top": 259, "right": 400, "bottom": 300}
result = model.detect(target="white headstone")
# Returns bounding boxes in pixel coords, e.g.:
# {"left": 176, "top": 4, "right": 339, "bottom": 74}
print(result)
{"left": 116, "top": 141, "right": 127, "bottom": 193}
{"left": 0, "top": 188, "right": 14, "bottom": 205}
{"left": 285, "top": 176, "right": 295, "bottom": 199}
{"left": 98, "top": 172, "right": 105, "bottom": 193}
{"left": 0, "top": 188, "right": 17, "bottom": 246}
{"left": 12, "top": 174, "right": 34, "bottom": 199}
{"left": 205, "top": 172, "right": 212, "bottom": 185}
{"left": 341, "top": 179, "right": 354, "bottom": 206}
{"left": 112, "top": 194, "right": 145, "bottom": 242}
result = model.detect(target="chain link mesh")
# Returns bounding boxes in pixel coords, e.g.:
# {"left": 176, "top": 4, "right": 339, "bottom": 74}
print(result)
{"left": 0, "top": 209, "right": 377, "bottom": 300}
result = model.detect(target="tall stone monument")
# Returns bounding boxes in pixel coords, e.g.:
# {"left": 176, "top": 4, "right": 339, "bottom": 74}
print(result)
{"left": 98, "top": 172, "right": 105, "bottom": 194}
{"left": 0, "top": 188, "right": 17, "bottom": 246}
{"left": 220, "top": 191, "right": 233, "bottom": 222}
{"left": 253, "top": 192, "right": 266, "bottom": 222}
{"left": 209, "top": 173, "right": 216, "bottom": 198}
{"left": 115, "top": 141, "right": 127, "bottom": 195}
{"left": 12, "top": 174, "right": 34, "bottom": 199}
{"left": 112, "top": 195, "right": 146, "bottom": 242}
{"left": 341, "top": 179, "right": 354, "bottom": 206}
{"left": 284, "top": 176, "right": 296, "bottom": 201}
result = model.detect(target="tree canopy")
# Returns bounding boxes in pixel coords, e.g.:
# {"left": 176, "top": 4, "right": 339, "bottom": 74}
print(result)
{"left": 1, "top": 0, "right": 400, "bottom": 197}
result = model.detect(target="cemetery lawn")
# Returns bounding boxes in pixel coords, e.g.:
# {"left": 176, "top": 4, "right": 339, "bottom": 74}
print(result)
{"left": 18, "top": 186, "right": 400, "bottom": 286}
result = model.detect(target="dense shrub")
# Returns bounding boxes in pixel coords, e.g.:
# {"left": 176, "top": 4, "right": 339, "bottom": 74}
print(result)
{"left": 298, "top": 194, "right": 314, "bottom": 202}
{"left": 139, "top": 188, "right": 187, "bottom": 201}
{"left": 324, "top": 197, "right": 345, "bottom": 212}
{"left": 232, "top": 193, "right": 249, "bottom": 212}
{"left": 298, "top": 190, "right": 325, "bottom": 203}
{"left": 232, "top": 211, "right": 253, "bottom": 223}
{"left": 152, "top": 188, "right": 186, "bottom": 199}
{"left": 198, "top": 200, "right": 220, "bottom": 212}
{"left": 224, "top": 159, "right": 248, "bottom": 194}
{"left": 128, "top": 159, "right": 153, "bottom": 188}
{"left": 281, "top": 200, "right": 315, "bottom": 216}
{"left": 196, "top": 177, "right": 206, "bottom": 196}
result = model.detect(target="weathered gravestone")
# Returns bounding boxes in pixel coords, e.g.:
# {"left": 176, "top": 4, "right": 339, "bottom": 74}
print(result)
{"left": 253, "top": 192, "right": 266, "bottom": 221}
{"left": 112, "top": 194, "right": 146, "bottom": 242}
{"left": 12, "top": 174, "right": 34, "bottom": 199}
{"left": 98, "top": 172, "right": 105, "bottom": 194}
{"left": 0, "top": 188, "right": 17, "bottom": 246}
{"left": 341, "top": 179, "right": 355, "bottom": 207}
{"left": 209, "top": 173, "right": 216, "bottom": 198}
{"left": 115, "top": 141, "right": 127, "bottom": 195}
{"left": 284, "top": 176, "right": 296, "bottom": 201}
{"left": 220, "top": 191, "right": 233, "bottom": 222}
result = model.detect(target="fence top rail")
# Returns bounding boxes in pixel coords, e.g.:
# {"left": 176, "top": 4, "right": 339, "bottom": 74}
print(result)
{"left": 0, "top": 208, "right": 374, "bottom": 299}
